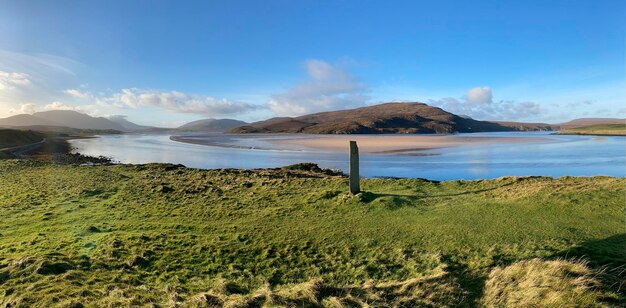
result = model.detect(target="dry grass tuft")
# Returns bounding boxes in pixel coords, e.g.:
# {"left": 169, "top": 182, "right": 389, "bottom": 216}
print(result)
{"left": 184, "top": 267, "right": 465, "bottom": 307}
{"left": 482, "top": 258, "right": 612, "bottom": 307}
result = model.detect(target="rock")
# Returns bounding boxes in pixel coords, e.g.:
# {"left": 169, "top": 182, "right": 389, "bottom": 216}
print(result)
{"left": 35, "top": 260, "right": 75, "bottom": 275}
{"left": 127, "top": 255, "right": 150, "bottom": 268}
{"left": 156, "top": 185, "right": 174, "bottom": 193}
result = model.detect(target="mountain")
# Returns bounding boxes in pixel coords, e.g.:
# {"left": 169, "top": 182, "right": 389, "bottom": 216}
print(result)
{"left": 0, "top": 110, "right": 170, "bottom": 132}
{"left": 0, "top": 110, "right": 125, "bottom": 131}
{"left": 178, "top": 118, "right": 248, "bottom": 132}
{"left": 107, "top": 115, "right": 154, "bottom": 131}
{"left": 0, "top": 114, "right": 61, "bottom": 127}
{"left": 229, "top": 102, "right": 548, "bottom": 134}
{"left": 557, "top": 118, "right": 625, "bottom": 128}
{"left": 33, "top": 110, "right": 126, "bottom": 130}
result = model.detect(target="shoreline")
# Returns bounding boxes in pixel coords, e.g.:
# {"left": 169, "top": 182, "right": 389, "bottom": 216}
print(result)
{"left": 553, "top": 132, "right": 626, "bottom": 137}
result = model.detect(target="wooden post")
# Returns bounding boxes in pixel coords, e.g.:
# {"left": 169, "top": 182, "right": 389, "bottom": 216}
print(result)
{"left": 349, "top": 140, "right": 360, "bottom": 194}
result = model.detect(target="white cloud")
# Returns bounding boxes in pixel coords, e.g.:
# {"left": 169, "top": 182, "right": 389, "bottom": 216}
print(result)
{"left": 268, "top": 59, "right": 369, "bottom": 116}
{"left": 429, "top": 87, "right": 541, "bottom": 121}
{"left": 44, "top": 101, "right": 76, "bottom": 111}
{"left": 465, "top": 86, "right": 492, "bottom": 104}
{"left": 8, "top": 103, "right": 37, "bottom": 114}
{"left": 107, "top": 88, "right": 260, "bottom": 116}
{"left": 64, "top": 89, "right": 91, "bottom": 99}
{"left": 0, "top": 70, "right": 31, "bottom": 90}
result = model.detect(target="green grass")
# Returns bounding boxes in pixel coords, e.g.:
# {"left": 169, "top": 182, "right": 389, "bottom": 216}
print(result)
{"left": 0, "top": 160, "right": 624, "bottom": 306}
{"left": 557, "top": 123, "right": 626, "bottom": 136}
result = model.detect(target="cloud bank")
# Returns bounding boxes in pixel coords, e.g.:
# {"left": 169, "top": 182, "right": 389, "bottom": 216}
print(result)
{"left": 268, "top": 60, "right": 369, "bottom": 116}
{"left": 107, "top": 89, "right": 261, "bottom": 116}
{"left": 428, "top": 87, "right": 541, "bottom": 121}
{"left": 3, "top": 56, "right": 619, "bottom": 124}
{"left": 0, "top": 71, "right": 31, "bottom": 90}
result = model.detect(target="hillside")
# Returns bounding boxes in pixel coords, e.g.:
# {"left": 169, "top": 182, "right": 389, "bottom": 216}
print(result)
{"left": 178, "top": 118, "right": 248, "bottom": 132}
{"left": 556, "top": 123, "right": 626, "bottom": 136}
{"left": 0, "top": 114, "right": 60, "bottom": 127}
{"left": 558, "top": 118, "right": 625, "bottom": 128}
{"left": 0, "top": 125, "right": 122, "bottom": 136}
{"left": 0, "top": 161, "right": 623, "bottom": 306}
{"left": 492, "top": 121, "right": 555, "bottom": 131}
{"left": 0, "top": 129, "right": 45, "bottom": 149}
{"left": 106, "top": 115, "right": 154, "bottom": 131}
{"left": 229, "top": 102, "right": 551, "bottom": 134}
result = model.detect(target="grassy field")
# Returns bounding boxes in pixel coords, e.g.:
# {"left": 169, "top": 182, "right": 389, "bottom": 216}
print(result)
{"left": 0, "top": 160, "right": 624, "bottom": 306}
{"left": 556, "top": 123, "right": 626, "bottom": 136}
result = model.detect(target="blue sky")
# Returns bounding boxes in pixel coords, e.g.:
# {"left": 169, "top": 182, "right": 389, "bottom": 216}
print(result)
{"left": 0, "top": 0, "right": 624, "bottom": 127}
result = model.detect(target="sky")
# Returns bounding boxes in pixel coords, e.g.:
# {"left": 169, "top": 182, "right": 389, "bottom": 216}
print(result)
{"left": 0, "top": 0, "right": 624, "bottom": 127}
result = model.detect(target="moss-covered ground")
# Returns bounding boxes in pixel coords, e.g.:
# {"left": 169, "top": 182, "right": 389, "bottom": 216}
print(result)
{"left": 0, "top": 160, "right": 624, "bottom": 306}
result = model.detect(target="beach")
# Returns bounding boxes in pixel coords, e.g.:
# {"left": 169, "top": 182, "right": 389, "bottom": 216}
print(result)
{"left": 264, "top": 134, "right": 555, "bottom": 153}
{"left": 171, "top": 133, "right": 556, "bottom": 154}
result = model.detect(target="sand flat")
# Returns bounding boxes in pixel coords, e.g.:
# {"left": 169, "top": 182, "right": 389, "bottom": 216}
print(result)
{"left": 267, "top": 135, "right": 554, "bottom": 153}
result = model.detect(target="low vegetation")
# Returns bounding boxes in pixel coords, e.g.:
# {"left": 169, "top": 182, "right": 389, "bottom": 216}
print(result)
{"left": 482, "top": 258, "right": 614, "bottom": 307}
{"left": 0, "top": 128, "right": 111, "bottom": 164}
{"left": 556, "top": 123, "right": 626, "bottom": 136}
{"left": 0, "top": 129, "right": 44, "bottom": 149}
{"left": 0, "top": 161, "right": 624, "bottom": 306}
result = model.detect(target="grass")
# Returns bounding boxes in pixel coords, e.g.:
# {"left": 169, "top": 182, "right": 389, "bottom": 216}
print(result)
{"left": 0, "top": 160, "right": 624, "bottom": 306}
{"left": 482, "top": 258, "right": 612, "bottom": 307}
{"left": 557, "top": 124, "right": 626, "bottom": 136}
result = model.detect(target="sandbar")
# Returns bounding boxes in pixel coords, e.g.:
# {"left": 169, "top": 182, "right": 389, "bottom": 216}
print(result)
{"left": 265, "top": 135, "right": 554, "bottom": 153}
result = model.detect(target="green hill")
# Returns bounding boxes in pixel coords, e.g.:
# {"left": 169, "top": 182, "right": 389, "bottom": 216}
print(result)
{"left": 0, "top": 129, "right": 45, "bottom": 149}
{"left": 230, "top": 102, "right": 554, "bottom": 134}
{"left": 556, "top": 123, "right": 626, "bottom": 136}
{"left": 0, "top": 161, "right": 623, "bottom": 306}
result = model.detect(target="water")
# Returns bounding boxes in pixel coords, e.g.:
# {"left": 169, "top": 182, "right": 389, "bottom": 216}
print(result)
{"left": 70, "top": 132, "right": 626, "bottom": 180}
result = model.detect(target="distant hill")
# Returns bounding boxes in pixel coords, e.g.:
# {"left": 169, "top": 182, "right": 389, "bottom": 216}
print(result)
{"left": 229, "top": 102, "right": 551, "bottom": 134}
{"left": 492, "top": 121, "right": 555, "bottom": 131}
{"left": 557, "top": 118, "right": 625, "bottom": 128}
{"left": 0, "top": 110, "right": 126, "bottom": 131}
{"left": 0, "top": 114, "right": 61, "bottom": 127}
{"left": 0, "top": 110, "right": 168, "bottom": 132}
{"left": 106, "top": 115, "right": 154, "bottom": 131}
{"left": 178, "top": 118, "right": 248, "bottom": 132}
{"left": 555, "top": 123, "right": 626, "bottom": 136}
{"left": 1, "top": 125, "right": 122, "bottom": 136}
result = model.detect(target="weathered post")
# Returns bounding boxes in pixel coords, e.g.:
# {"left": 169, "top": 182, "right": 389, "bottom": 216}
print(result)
{"left": 349, "top": 140, "right": 360, "bottom": 194}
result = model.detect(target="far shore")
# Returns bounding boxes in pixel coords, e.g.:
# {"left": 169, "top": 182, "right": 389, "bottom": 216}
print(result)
{"left": 553, "top": 131, "right": 626, "bottom": 137}
{"left": 171, "top": 133, "right": 555, "bottom": 154}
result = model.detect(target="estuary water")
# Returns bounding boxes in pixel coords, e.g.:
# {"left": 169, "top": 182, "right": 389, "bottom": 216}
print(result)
{"left": 70, "top": 132, "right": 626, "bottom": 180}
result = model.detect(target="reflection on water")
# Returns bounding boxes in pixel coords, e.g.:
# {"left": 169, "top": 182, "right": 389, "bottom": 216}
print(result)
{"left": 70, "top": 132, "right": 626, "bottom": 180}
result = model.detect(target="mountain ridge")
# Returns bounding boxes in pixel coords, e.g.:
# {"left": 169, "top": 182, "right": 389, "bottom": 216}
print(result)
{"left": 0, "top": 110, "right": 126, "bottom": 131}
{"left": 177, "top": 118, "right": 248, "bottom": 132}
{"left": 229, "top": 102, "right": 554, "bottom": 134}
{"left": 1, "top": 106, "right": 622, "bottom": 134}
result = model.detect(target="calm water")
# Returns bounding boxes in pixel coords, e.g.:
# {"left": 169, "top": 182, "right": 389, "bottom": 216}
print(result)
{"left": 70, "top": 132, "right": 626, "bottom": 180}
